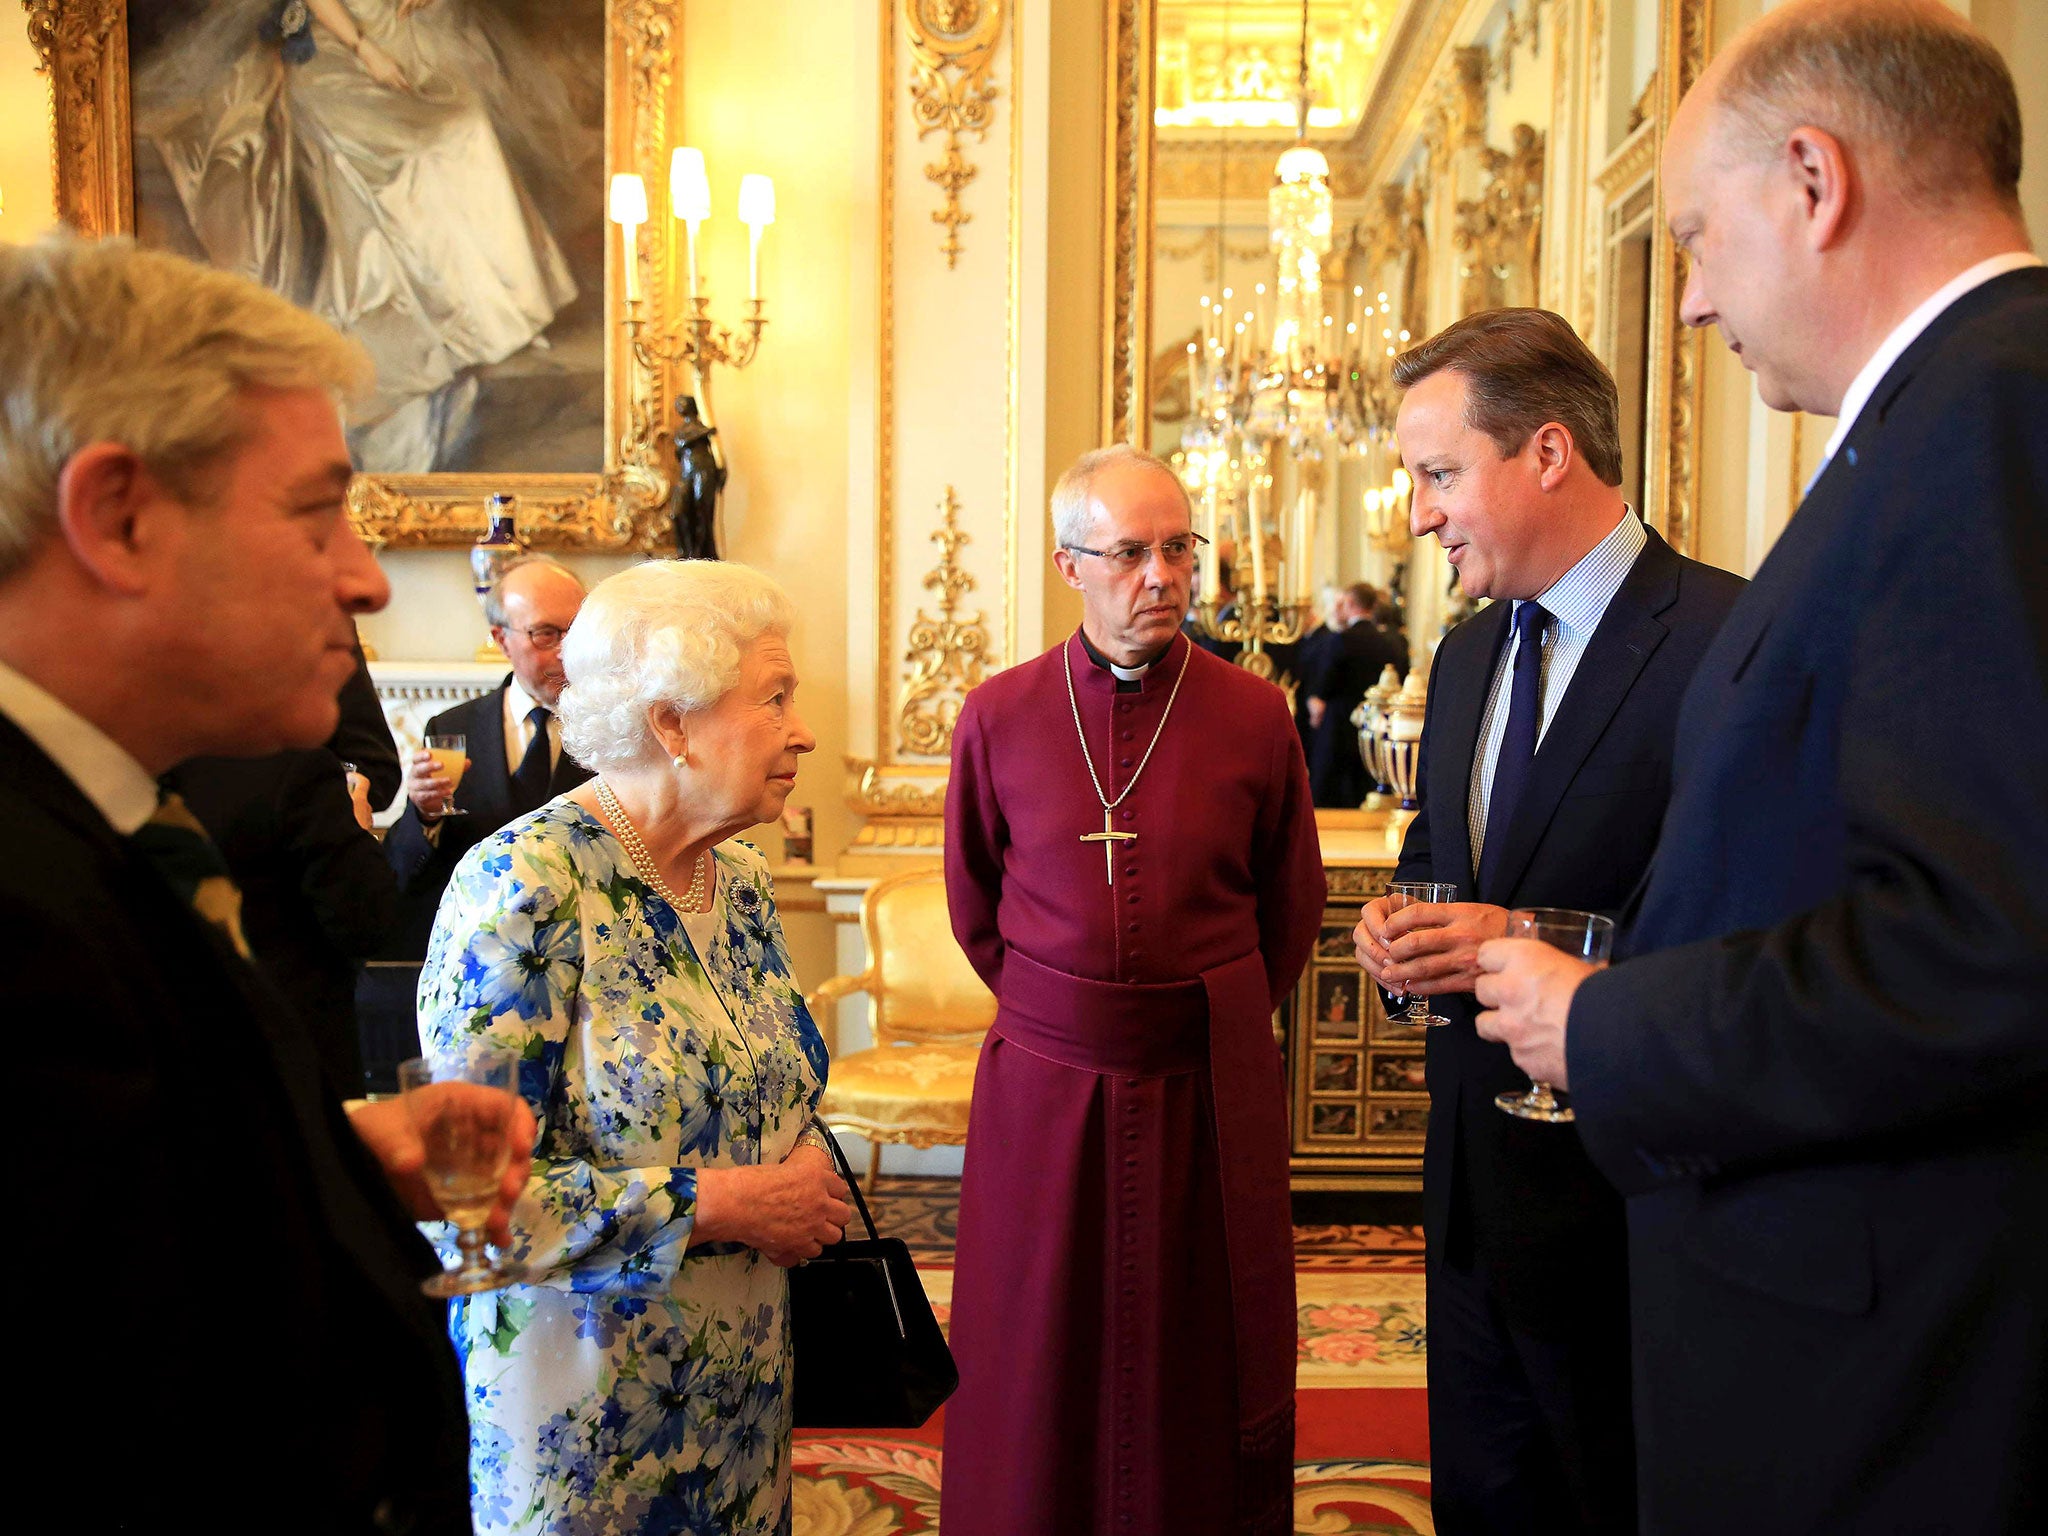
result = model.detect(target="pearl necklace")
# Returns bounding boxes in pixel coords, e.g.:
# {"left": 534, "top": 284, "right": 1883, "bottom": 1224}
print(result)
{"left": 596, "top": 780, "right": 712, "bottom": 914}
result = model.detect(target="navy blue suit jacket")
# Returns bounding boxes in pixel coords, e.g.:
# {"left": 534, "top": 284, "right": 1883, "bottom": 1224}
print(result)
{"left": 380, "top": 679, "right": 590, "bottom": 959}
{"left": 3, "top": 715, "right": 471, "bottom": 1528}
{"left": 1395, "top": 526, "right": 1743, "bottom": 1326}
{"left": 1568, "top": 266, "right": 2048, "bottom": 1532}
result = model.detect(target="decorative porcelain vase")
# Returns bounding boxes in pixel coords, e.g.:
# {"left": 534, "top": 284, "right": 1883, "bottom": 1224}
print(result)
{"left": 470, "top": 493, "right": 526, "bottom": 660}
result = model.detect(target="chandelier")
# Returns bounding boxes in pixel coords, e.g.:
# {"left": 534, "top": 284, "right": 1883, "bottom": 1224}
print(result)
{"left": 1181, "top": 0, "right": 1414, "bottom": 675}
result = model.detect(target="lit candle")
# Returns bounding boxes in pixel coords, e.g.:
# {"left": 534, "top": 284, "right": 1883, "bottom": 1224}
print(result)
{"left": 738, "top": 173, "right": 775, "bottom": 300}
{"left": 670, "top": 147, "right": 712, "bottom": 297}
{"left": 607, "top": 173, "right": 648, "bottom": 304}
{"left": 1248, "top": 472, "right": 1268, "bottom": 606}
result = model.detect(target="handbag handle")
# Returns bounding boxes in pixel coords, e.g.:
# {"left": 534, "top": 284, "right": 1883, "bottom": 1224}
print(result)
{"left": 810, "top": 1121, "right": 882, "bottom": 1244}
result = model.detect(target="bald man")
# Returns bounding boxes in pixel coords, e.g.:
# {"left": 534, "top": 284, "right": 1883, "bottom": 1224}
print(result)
{"left": 1474, "top": 4, "right": 2046, "bottom": 1529}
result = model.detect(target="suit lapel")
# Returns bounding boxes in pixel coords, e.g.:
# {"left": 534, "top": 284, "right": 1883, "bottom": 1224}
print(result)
{"left": 1482, "top": 531, "right": 1679, "bottom": 907}
{"left": 1430, "top": 601, "right": 1510, "bottom": 893}
{"left": 462, "top": 680, "right": 514, "bottom": 817}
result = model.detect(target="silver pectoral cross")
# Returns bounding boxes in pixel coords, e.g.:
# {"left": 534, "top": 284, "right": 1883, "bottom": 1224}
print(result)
{"left": 1079, "top": 807, "right": 1138, "bottom": 885}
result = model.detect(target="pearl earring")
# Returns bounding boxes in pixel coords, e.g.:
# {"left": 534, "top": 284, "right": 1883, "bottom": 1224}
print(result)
{"left": 672, "top": 753, "right": 687, "bottom": 770}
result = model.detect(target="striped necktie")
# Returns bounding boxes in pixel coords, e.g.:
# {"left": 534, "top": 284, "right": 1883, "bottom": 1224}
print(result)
{"left": 130, "top": 792, "right": 252, "bottom": 959}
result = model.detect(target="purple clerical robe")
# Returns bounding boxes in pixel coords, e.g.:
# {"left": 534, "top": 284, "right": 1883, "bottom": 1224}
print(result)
{"left": 940, "top": 631, "right": 1325, "bottom": 1536}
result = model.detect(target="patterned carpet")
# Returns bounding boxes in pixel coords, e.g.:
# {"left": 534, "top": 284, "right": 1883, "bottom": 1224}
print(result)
{"left": 794, "top": 1178, "right": 1432, "bottom": 1534}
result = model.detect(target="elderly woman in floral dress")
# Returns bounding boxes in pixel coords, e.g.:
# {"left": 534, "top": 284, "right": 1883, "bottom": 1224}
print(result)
{"left": 420, "top": 560, "right": 850, "bottom": 1535}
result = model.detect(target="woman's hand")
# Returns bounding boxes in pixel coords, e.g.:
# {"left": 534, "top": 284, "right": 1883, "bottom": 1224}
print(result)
{"left": 355, "top": 37, "right": 411, "bottom": 91}
{"left": 693, "top": 1146, "right": 852, "bottom": 1267}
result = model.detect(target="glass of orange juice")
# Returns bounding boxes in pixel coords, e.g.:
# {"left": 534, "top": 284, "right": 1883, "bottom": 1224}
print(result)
{"left": 423, "top": 733, "right": 469, "bottom": 817}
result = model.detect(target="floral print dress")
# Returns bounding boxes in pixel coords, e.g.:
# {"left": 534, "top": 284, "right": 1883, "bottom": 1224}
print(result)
{"left": 419, "top": 802, "right": 827, "bottom": 1535}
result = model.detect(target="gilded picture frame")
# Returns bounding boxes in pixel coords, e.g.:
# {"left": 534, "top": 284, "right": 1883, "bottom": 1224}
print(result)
{"left": 25, "top": 0, "right": 680, "bottom": 552}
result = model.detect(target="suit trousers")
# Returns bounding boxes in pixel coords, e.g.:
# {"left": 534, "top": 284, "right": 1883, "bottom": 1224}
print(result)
{"left": 1428, "top": 1251, "right": 1637, "bottom": 1536}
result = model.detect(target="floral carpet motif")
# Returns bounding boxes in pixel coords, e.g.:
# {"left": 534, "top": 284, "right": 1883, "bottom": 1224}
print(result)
{"left": 794, "top": 1184, "right": 1432, "bottom": 1531}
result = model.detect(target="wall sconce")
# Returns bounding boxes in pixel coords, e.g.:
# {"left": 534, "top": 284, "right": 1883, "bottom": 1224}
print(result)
{"left": 609, "top": 150, "right": 776, "bottom": 557}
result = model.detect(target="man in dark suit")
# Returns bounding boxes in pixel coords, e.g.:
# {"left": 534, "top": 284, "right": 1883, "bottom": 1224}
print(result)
{"left": 1303, "top": 582, "right": 1408, "bottom": 807}
{"left": 0, "top": 232, "right": 530, "bottom": 1526}
{"left": 1353, "top": 309, "right": 1744, "bottom": 1535}
{"left": 165, "top": 746, "right": 399, "bottom": 1094}
{"left": 1477, "top": 3, "right": 2046, "bottom": 1530}
{"left": 364, "top": 556, "right": 590, "bottom": 1084}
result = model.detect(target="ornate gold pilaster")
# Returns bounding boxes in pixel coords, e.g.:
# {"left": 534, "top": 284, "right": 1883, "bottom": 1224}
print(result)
{"left": 1646, "top": 0, "right": 1711, "bottom": 557}
{"left": 906, "top": 0, "right": 1005, "bottom": 269}
{"left": 1103, "top": 0, "right": 1151, "bottom": 446}
{"left": 898, "top": 487, "right": 991, "bottom": 758}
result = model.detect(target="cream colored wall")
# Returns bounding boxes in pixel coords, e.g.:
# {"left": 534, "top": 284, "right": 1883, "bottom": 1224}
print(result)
{"left": 1, "top": 21, "right": 54, "bottom": 235}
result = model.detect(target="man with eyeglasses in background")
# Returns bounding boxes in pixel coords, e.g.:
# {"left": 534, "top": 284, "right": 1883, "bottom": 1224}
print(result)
{"left": 362, "top": 556, "right": 591, "bottom": 1084}
{"left": 941, "top": 444, "right": 1325, "bottom": 1536}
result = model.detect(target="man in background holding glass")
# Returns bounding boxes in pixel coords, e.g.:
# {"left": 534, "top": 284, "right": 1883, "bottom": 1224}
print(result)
{"left": 1353, "top": 308, "right": 1743, "bottom": 1535}
{"left": 0, "top": 232, "right": 530, "bottom": 1528}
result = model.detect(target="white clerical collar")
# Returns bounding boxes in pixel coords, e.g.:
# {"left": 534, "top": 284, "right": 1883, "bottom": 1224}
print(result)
{"left": 1108, "top": 658, "right": 1151, "bottom": 683}
{"left": 0, "top": 657, "right": 160, "bottom": 834}
{"left": 1825, "top": 251, "right": 2042, "bottom": 460}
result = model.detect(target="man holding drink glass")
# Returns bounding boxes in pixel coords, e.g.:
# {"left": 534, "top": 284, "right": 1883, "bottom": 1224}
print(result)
{"left": 1352, "top": 309, "right": 1742, "bottom": 1535}
{"left": 0, "top": 233, "right": 531, "bottom": 1529}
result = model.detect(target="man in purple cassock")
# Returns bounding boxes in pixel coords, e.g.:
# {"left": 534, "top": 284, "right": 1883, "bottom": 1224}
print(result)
{"left": 940, "top": 445, "right": 1326, "bottom": 1535}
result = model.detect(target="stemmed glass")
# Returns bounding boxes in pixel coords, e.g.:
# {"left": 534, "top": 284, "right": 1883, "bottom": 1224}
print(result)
{"left": 423, "top": 733, "right": 469, "bottom": 817}
{"left": 1385, "top": 880, "right": 1460, "bottom": 1028}
{"left": 1494, "top": 907, "right": 1615, "bottom": 1124}
{"left": 399, "top": 1046, "right": 524, "bottom": 1296}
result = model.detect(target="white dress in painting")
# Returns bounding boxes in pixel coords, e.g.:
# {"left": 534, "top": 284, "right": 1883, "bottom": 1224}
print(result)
{"left": 133, "top": 0, "right": 579, "bottom": 471}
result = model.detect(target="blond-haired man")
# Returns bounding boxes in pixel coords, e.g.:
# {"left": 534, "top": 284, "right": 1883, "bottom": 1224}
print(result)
{"left": 0, "top": 233, "right": 529, "bottom": 1528}
{"left": 1475, "top": 4, "right": 2046, "bottom": 1528}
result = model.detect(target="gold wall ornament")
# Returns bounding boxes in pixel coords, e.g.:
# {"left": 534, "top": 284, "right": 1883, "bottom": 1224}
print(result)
{"left": 905, "top": 0, "right": 1006, "bottom": 269}
{"left": 897, "top": 487, "right": 993, "bottom": 758}
{"left": 1645, "top": 0, "right": 1711, "bottom": 557}
{"left": 33, "top": 0, "right": 680, "bottom": 553}
{"left": 1453, "top": 124, "right": 1545, "bottom": 316}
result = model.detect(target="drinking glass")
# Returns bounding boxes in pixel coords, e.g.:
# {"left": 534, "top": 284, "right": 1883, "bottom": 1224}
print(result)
{"left": 1385, "top": 880, "right": 1460, "bottom": 1028}
{"left": 1494, "top": 907, "right": 1615, "bottom": 1124}
{"left": 398, "top": 1047, "right": 523, "bottom": 1296}
{"left": 423, "top": 734, "right": 469, "bottom": 817}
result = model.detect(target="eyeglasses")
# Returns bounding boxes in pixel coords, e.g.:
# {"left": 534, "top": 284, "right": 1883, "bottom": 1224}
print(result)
{"left": 502, "top": 623, "right": 568, "bottom": 650}
{"left": 1063, "top": 531, "right": 1209, "bottom": 574}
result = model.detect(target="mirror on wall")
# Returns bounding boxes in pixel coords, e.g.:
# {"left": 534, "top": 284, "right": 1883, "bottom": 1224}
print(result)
{"left": 1144, "top": 0, "right": 1558, "bottom": 670}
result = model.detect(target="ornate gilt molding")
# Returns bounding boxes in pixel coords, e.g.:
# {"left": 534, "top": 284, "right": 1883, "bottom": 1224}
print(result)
{"left": 905, "top": 0, "right": 1005, "bottom": 269}
{"left": 1104, "top": 0, "right": 1150, "bottom": 445}
{"left": 1453, "top": 124, "right": 1545, "bottom": 315}
{"left": 843, "top": 755, "right": 949, "bottom": 852}
{"left": 33, "top": 0, "right": 676, "bottom": 552}
{"left": 897, "top": 487, "right": 992, "bottom": 758}
{"left": 1646, "top": 0, "right": 1711, "bottom": 557}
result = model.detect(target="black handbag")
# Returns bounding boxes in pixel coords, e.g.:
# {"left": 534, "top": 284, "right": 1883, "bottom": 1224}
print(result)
{"left": 788, "top": 1130, "right": 958, "bottom": 1428}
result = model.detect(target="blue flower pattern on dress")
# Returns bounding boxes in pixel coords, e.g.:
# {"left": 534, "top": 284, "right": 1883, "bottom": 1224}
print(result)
{"left": 420, "top": 803, "right": 827, "bottom": 1535}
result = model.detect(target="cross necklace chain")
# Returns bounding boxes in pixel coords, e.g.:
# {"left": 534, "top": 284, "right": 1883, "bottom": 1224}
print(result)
{"left": 1064, "top": 635, "right": 1193, "bottom": 885}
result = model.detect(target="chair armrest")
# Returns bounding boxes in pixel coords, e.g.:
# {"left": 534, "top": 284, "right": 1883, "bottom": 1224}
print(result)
{"left": 805, "top": 970, "right": 878, "bottom": 1056}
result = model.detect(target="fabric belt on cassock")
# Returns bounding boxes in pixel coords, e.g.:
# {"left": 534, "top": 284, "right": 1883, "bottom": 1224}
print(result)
{"left": 993, "top": 945, "right": 1297, "bottom": 1530}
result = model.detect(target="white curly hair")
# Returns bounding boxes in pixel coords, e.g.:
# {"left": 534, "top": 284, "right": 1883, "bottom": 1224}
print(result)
{"left": 557, "top": 559, "right": 796, "bottom": 771}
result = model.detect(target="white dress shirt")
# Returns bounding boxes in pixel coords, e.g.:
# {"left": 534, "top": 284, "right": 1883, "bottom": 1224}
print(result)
{"left": 1824, "top": 251, "right": 2044, "bottom": 461}
{"left": 0, "top": 659, "right": 160, "bottom": 834}
{"left": 502, "top": 675, "right": 561, "bottom": 778}
{"left": 1466, "top": 509, "right": 1648, "bottom": 871}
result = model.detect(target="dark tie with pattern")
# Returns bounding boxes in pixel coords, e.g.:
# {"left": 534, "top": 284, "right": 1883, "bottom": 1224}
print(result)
{"left": 510, "top": 704, "right": 554, "bottom": 813}
{"left": 1477, "top": 600, "right": 1548, "bottom": 897}
{"left": 131, "top": 791, "right": 252, "bottom": 959}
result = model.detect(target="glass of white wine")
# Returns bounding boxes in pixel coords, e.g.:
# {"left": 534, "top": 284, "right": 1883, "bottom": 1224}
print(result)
{"left": 1494, "top": 908, "right": 1615, "bottom": 1124}
{"left": 398, "top": 1047, "right": 523, "bottom": 1296}
{"left": 423, "top": 733, "right": 469, "bottom": 818}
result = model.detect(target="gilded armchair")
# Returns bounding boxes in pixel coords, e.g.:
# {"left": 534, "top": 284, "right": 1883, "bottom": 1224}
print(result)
{"left": 808, "top": 868, "right": 997, "bottom": 1190}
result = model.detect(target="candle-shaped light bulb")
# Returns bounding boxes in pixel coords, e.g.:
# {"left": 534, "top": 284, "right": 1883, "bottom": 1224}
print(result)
{"left": 671, "top": 148, "right": 710, "bottom": 298}
{"left": 738, "top": 173, "right": 775, "bottom": 299}
{"left": 1392, "top": 466, "right": 1413, "bottom": 497}
{"left": 670, "top": 148, "right": 712, "bottom": 221}
{"left": 608, "top": 173, "right": 648, "bottom": 303}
